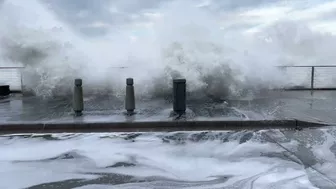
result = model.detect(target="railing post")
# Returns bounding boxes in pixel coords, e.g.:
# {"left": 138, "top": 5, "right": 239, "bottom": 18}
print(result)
{"left": 311, "top": 66, "right": 315, "bottom": 90}
{"left": 20, "top": 73, "right": 23, "bottom": 94}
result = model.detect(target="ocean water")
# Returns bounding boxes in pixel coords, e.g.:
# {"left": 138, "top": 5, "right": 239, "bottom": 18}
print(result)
{"left": 1, "top": 129, "right": 336, "bottom": 189}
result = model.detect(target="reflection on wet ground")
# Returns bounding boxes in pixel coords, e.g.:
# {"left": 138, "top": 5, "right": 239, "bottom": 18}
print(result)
{"left": 0, "top": 90, "right": 336, "bottom": 124}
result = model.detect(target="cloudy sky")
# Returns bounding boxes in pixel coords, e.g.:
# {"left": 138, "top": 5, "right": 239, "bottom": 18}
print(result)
{"left": 1, "top": 0, "right": 335, "bottom": 37}
{"left": 34, "top": 0, "right": 335, "bottom": 36}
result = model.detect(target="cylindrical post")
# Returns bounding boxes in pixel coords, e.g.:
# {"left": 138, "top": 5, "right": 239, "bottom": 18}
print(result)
{"left": 73, "top": 79, "right": 83, "bottom": 116}
{"left": 125, "top": 78, "right": 135, "bottom": 115}
{"left": 311, "top": 66, "right": 315, "bottom": 90}
{"left": 173, "top": 79, "right": 186, "bottom": 114}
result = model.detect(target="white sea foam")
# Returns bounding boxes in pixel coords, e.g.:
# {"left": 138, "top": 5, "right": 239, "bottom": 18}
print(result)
{"left": 0, "top": 129, "right": 336, "bottom": 188}
{"left": 1, "top": 0, "right": 336, "bottom": 97}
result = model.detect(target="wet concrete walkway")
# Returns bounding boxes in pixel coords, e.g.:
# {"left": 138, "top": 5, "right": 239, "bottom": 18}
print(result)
{"left": 0, "top": 90, "right": 335, "bottom": 126}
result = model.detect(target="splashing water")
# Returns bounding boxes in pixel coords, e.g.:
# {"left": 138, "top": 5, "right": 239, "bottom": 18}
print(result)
{"left": 1, "top": 0, "right": 336, "bottom": 98}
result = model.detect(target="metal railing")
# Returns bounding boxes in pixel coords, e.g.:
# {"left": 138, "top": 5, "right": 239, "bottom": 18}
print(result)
{"left": 0, "top": 66, "right": 24, "bottom": 93}
{"left": 1, "top": 65, "right": 336, "bottom": 93}
{"left": 278, "top": 65, "right": 336, "bottom": 90}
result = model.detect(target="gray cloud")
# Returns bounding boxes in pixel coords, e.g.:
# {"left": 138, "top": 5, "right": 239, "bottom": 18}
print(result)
{"left": 39, "top": 0, "right": 336, "bottom": 36}
{"left": 37, "top": 0, "right": 154, "bottom": 35}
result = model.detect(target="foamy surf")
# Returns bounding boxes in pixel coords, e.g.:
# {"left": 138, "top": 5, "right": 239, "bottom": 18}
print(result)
{"left": 0, "top": 129, "right": 336, "bottom": 188}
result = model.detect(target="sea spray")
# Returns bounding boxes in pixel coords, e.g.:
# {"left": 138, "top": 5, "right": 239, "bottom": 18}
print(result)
{"left": 0, "top": 0, "right": 336, "bottom": 99}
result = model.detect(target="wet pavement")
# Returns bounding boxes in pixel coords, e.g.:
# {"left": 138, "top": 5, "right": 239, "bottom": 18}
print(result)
{"left": 0, "top": 90, "right": 335, "bottom": 125}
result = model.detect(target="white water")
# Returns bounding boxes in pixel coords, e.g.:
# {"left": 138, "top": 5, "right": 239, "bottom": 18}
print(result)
{"left": 1, "top": 0, "right": 336, "bottom": 97}
{"left": 0, "top": 129, "right": 336, "bottom": 189}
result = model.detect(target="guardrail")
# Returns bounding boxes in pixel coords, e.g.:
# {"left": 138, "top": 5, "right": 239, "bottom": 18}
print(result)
{"left": 1, "top": 65, "right": 336, "bottom": 93}
{"left": 278, "top": 65, "right": 336, "bottom": 90}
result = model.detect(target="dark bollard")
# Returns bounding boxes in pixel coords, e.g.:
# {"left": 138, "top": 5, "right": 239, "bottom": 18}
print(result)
{"left": 173, "top": 79, "right": 186, "bottom": 115}
{"left": 73, "top": 79, "right": 83, "bottom": 116}
{"left": 125, "top": 78, "right": 135, "bottom": 115}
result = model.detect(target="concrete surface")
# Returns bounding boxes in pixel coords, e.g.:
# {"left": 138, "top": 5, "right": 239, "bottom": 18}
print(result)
{"left": 0, "top": 90, "right": 335, "bottom": 133}
{"left": 0, "top": 120, "right": 327, "bottom": 134}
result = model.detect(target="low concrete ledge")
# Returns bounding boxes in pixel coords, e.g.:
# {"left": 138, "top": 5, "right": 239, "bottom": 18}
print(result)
{"left": 0, "top": 119, "right": 329, "bottom": 134}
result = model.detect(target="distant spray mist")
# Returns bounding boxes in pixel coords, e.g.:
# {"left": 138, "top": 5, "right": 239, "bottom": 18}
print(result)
{"left": 1, "top": 0, "right": 336, "bottom": 99}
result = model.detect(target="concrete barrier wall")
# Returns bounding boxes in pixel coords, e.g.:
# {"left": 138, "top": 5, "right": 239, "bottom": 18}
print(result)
{"left": 0, "top": 119, "right": 328, "bottom": 134}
